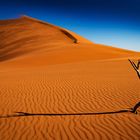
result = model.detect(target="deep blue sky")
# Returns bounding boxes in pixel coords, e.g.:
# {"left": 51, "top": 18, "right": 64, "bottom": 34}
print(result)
{"left": 0, "top": 0, "right": 140, "bottom": 51}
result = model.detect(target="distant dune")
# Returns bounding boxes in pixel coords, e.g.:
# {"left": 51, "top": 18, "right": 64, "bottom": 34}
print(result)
{"left": 0, "top": 16, "right": 140, "bottom": 140}
{"left": 0, "top": 15, "right": 139, "bottom": 64}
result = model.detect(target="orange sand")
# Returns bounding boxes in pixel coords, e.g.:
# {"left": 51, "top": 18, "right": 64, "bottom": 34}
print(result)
{"left": 0, "top": 16, "right": 140, "bottom": 140}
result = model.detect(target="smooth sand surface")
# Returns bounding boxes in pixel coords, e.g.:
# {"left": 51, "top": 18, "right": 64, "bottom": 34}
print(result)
{"left": 0, "top": 16, "right": 140, "bottom": 140}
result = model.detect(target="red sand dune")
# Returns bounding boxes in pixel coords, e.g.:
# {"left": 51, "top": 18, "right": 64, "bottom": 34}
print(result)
{"left": 0, "top": 16, "right": 140, "bottom": 140}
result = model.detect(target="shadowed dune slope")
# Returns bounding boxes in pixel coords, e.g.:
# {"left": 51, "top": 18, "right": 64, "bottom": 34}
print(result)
{"left": 0, "top": 15, "right": 139, "bottom": 64}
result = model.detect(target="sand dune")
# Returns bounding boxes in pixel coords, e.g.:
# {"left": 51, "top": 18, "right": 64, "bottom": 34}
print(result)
{"left": 0, "top": 15, "right": 139, "bottom": 64}
{"left": 0, "top": 16, "right": 140, "bottom": 140}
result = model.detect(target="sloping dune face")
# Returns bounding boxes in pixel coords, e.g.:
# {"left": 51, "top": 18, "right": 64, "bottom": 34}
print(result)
{"left": 0, "top": 16, "right": 80, "bottom": 62}
{"left": 0, "top": 16, "right": 139, "bottom": 64}
{"left": 0, "top": 16, "right": 140, "bottom": 140}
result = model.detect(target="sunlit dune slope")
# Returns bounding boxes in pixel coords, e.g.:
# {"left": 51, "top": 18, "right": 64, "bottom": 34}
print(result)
{"left": 0, "top": 15, "right": 139, "bottom": 65}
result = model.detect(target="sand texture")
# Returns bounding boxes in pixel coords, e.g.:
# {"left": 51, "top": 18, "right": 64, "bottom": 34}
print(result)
{"left": 0, "top": 16, "right": 140, "bottom": 140}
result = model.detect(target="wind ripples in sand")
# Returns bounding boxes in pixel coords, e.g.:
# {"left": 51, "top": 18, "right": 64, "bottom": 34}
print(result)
{"left": 0, "top": 60, "right": 140, "bottom": 139}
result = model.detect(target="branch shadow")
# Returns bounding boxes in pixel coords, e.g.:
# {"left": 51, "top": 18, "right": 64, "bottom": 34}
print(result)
{"left": 0, "top": 109, "right": 135, "bottom": 119}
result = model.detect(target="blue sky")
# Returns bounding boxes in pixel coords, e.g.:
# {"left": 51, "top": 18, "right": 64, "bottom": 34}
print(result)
{"left": 0, "top": 0, "right": 140, "bottom": 51}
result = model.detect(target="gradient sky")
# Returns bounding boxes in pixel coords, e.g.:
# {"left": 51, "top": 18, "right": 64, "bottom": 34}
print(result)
{"left": 0, "top": 0, "right": 140, "bottom": 51}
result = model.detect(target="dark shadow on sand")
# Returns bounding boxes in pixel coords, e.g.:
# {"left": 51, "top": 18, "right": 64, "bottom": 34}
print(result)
{"left": 0, "top": 109, "right": 137, "bottom": 119}
{"left": 0, "top": 101, "right": 140, "bottom": 119}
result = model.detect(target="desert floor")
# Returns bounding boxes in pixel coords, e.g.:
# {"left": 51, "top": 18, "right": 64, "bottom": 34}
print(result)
{"left": 0, "top": 58, "right": 140, "bottom": 140}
